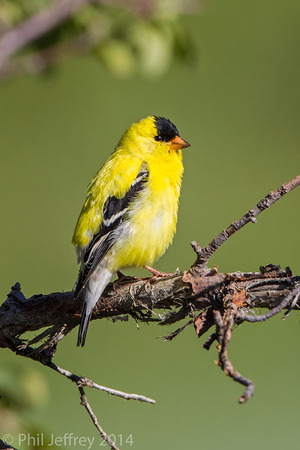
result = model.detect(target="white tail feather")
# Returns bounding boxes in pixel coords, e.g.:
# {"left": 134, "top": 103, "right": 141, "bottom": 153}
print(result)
{"left": 77, "top": 266, "right": 113, "bottom": 346}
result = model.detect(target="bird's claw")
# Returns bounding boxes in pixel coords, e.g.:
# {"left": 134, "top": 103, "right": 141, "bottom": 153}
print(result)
{"left": 113, "top": 267, "right": 180, "bottom": 293}
{"left": 144, "top": 265, "right": 180, "bottom": 278}
{"left": 113, "top": 271, "right": 141, "bottom": 291}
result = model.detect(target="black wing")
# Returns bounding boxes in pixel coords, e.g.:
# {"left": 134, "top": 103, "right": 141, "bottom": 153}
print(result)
{"left": 74, "top": 167, "right": 148, "bottom": 296}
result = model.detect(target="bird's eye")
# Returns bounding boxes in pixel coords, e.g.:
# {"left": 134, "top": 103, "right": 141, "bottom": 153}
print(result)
{"left": 154, "top": 135, "right": 162, "bottom": 142}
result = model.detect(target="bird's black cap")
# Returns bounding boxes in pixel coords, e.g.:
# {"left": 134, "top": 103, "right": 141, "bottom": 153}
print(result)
{"left": 154, "top": 116, "right": 180, "bottom": 143}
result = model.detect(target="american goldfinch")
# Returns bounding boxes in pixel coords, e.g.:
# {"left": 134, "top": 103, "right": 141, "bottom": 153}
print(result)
{"left": 73, "top": 116, "right": 190, "bottom": 346}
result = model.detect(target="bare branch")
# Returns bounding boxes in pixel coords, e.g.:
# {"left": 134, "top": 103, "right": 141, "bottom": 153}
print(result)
{"left": 1, "top": 269, "right": 298, "bottom": 349}
{"left": 1, "top": 344, "right": 154, "bottom": 449}
{"left": 213, "top": 307, "right": 255, "bottom": 403}
{"left": 0, "top": 439, "right": 17, "bottom": 450}
{"left": 237, "top": 283, "right": 300, "bottom": 323}
{"left": 1, "top": 266, "right": 299, "bottom": 405}
{"left": 191, "top": 174, "right": 300, "bottom": 269}
{"left": 48, "top": 361, "right": 155, "bottom": 403}
{"left": 48, "top": 360, "right": 155, "bottom": 449}
{"left": 0, "top": 0, "right": 95, "bottom": 71}
{"left": 0, "top": 33, "right": 94, "bottom": 81}
{"left": 78, "top": 386, "right": 120, "bottom": 450}
{"left": 0, "top": 0, "right": 199, "bottom": 81}
{"left": 0, "top": 175, "right": 300, "bottom": 441}
{"left": 162, "top": 318, "right": 194, "bottom": 342}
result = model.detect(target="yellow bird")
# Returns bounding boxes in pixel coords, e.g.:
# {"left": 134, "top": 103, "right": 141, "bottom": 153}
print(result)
{"left": 72, "top": 116, "right": 190, "bottom": 346}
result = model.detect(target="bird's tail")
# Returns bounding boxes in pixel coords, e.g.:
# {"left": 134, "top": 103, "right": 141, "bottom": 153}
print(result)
{"left": 77, "top": 266, "right": 112, "bottom": 347}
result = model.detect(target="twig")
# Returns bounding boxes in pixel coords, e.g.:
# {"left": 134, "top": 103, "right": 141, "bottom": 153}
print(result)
{"left": 237, "top": 284, "right": 300, "bottom": 323}
{"left": 5, "top": 341, "right": 155, "bottom": 447}
{"left": 46, "top": 361, "right": 155, "bottom": 449}
{"left": 162, "top": 319, "right": 193, "bottom": 342}
{"left": 244, "top": 277, "right": 293, "bottom": 291}
{"left": 191, "top": 174, "right": 300, "bottom": 268}
{"left": 78, "top": 386, "right": 120, "bottom": 450}
{"left": 48, "top": 361, "right": 156, "bottom": 403}
{"left": 0, "top": 0, "right": 96, "bottom": 70}
{"left": 0, "top": 33, "right": 94, "bottom": 81}
{"left": 203, "top": 332, "right": 217, "bottom": 350}
{"left": 213, "top": 308, "right": 254, "bottom": 403}
{"left": 49, "top": 361, "right": 154, "bottom": 449}
{"left": 283, "top": 288, "right": 300, "bottom": 319}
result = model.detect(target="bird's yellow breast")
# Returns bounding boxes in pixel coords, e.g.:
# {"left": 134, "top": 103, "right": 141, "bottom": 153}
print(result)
{"left": 107, "top": 149, "right": 183, "bottom": 271}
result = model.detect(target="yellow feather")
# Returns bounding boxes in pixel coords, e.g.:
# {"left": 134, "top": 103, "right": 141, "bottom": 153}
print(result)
{"left": 72, "top": 153, "right": 143, "bottom": 248}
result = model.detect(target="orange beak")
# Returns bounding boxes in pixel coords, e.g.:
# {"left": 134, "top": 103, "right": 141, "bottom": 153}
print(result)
{"left": 170, "top": 135, "right": 190, "bottom": 150}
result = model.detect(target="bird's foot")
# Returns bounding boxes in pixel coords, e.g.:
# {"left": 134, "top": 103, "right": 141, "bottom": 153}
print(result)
{"left": 116, "top": 271, "right": 140, "bottom": 282}
{"left": 113, "top": 271, "right": 140, "bottom": 291}
{"left": 143, "top": 266, "right": 180, "bottom": 294}
{"left": 144, "top": 265, "right": 180, "bottom": 278}
{"left": 113, "top": 268, "right": 180, "bottom": 293}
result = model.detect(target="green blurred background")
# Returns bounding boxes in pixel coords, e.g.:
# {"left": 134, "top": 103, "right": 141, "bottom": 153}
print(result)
{"left": 1, "top": 0, "right": 300, "bottom": 449}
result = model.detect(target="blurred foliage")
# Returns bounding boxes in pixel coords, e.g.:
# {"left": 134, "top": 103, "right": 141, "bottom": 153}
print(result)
{"left": 0, "top": 0, "right": 200, "bottom": 80}
{"left": 0, "top": 365, "right": 59, "bottom": 449}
